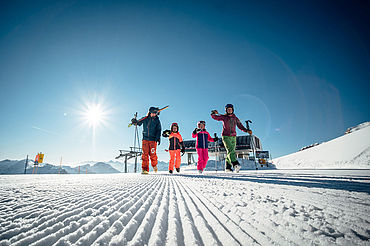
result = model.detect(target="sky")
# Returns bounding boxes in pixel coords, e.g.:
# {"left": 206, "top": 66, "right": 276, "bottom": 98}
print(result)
{"left": 0, "top": 0, "right": 369, "bottom": 166}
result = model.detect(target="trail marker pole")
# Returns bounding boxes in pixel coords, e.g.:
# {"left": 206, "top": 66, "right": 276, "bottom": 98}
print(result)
{"left": 59, "top": 157, "right": 62, "bottom": 174}
{"left": 24, "top": 155, "right": 28, "bottom": 174}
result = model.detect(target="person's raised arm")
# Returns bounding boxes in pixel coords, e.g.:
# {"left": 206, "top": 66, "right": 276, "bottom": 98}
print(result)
{"left": 211, "top": 110, "right": 223, "bottom": 121}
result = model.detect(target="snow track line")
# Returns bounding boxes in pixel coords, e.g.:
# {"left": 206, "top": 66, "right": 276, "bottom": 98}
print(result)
{"left": 59, "top": 178, "right": 156, "bottom": 245}
{"left": 181, "top": 176, "right": 308, "bottom": 245}
{"left": 4, "top": 191, "right": 106, "bottom": 243}
{"left": 171, "top": 177, "right": 203, "bottom": 246}
{"left": 183, "top": 174, "right": 370, "bottom": 245}
{"left": 107, "top": 178, "right": 164, "bottom": 245}
{"left": 99, "top": 177, "right": 165, "bottom": 245}
{"left": 2, "top": 176, "right": 155, "bottom": 246}
{"left": 174, "top": 178, "right": 237, "bottom": 245}
{"left": 177, "top": 177, "right": 261, "bottom": 245}
{"left": 127, "top": 177, "right": 168, "bottom": 246}
{"left": 1, "top": 187, "right": 106, "bottom": 240}
{"left": 147, "top": 178, "right": 170, "bottom": 246}
{"left": 161, "top": 176, "right": 184, "bottom": 246}
{"left": 200, "top": 177, "right": 338, "bottom": 245}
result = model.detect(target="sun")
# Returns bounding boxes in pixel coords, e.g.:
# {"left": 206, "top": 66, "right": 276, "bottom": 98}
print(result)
{"left": 81, "top": 103, "right": 108, "bottom": 129}
{"left": 84, "top": 104, "right": 103, "bottom": 127}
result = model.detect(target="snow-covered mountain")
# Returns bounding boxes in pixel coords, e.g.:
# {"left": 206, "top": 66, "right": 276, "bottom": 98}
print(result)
{"left": 0, "top": 159, "right": 68, "bottom": 174}
{"left": 106, "top": 160, "right": 125, "bottom": 172}
{"left": 0, "top": 159, "right": 29, "bottom": 174}
{"left": 59, "top": 162, "right": 120, "bottom": 174}
{"left": 0, "top": 160, "right": 119, "bottom": 175}
{"left": 273, "top": 122, "right": 370, "bottom": 169}
{"left": 91, "top": 162, "right": 120, "bottom": 174}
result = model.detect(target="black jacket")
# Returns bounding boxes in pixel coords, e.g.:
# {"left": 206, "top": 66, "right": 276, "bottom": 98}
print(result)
{"left": 137, "top": 116, "right": 161, "bottom": 142}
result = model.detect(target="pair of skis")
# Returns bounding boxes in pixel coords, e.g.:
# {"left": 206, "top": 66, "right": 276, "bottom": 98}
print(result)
{"left": 128, "top": 105, "right": 169, "bottom": 127}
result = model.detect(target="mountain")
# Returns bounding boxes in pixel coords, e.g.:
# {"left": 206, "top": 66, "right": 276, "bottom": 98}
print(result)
{"left": 0, "top": 160, "right": 120, "bottom": 175}
{"left": 61, "top": 164, "right": 95, "bottom": 174}
{"left": 62, "top": 162, "right": 120, "bottom": 174}
{"left": 0, "top": 159, "right": 29, "bottom": 174}
{"left": 106, "top": 160, "right": 125, "bottom": 172}
{"left": 25, "top": 164, "right": 68, "bottom": 174}
{"left": 0, "top": 159, "right": 67, "bottom": 174}
{"left": 273, "top": 122, "right": 370, "bottom": 169}
{"left": 91, "top": 162, "right": 120, "bottom": 174}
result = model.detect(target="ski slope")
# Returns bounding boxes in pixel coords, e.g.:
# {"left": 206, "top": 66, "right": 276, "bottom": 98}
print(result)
{"left": 1, "top": 171, "right": 369, "bottom": 245}
{"left": 273, "top": 122, "right": 370, "bottom": 169}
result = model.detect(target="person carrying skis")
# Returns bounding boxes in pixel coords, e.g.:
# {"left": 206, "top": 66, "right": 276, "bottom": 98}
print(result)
{"left": 192, "top": 121, "right": 218, "bottom": 174}
{"left": 211, "top": 104, "right": 252, "bottom": 172}
{"left": 131, "top": 107, "right": 161, "bottom": 174}
{"left": 162, "top": 123, "right": 185, "bottom": 174}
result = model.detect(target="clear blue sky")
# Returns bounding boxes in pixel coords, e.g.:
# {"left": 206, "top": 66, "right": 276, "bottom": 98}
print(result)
{"left": 0, "top": 0, "right": 369, "bottom": 165}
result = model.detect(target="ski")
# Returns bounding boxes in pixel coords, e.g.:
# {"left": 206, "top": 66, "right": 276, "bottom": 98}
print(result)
{"left": 128, "top": 105, "right": 169, "bottom": 127}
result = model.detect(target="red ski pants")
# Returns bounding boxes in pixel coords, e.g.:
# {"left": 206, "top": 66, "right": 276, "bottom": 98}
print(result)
{"left": 196, "top": 148, "right": 209, "bottom": 171}
{"left": 142, "top": 140, "right": 158, "bottom": 172}
{"left": 169, "top": 149, "right": 181, "bottom": 170}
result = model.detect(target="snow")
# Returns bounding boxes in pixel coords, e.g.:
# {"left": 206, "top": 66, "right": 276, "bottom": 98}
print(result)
{"left": 0, "top": 171, "right": 369, "bottom": 245}
{"left": 273, "top": 122, "right": 370, "bottom": 169}
{"left": 1, "top": 122, "right": 370, "bottom": 245}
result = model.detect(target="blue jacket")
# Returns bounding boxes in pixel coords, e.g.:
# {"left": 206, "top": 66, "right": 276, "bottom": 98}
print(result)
{"left": 137, "top": 116, "right": 161, "bottom": 142}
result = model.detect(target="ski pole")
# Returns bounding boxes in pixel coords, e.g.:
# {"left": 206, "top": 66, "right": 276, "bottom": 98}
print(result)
{"left": 214, "top": 133, "right": 218, "bottom": 172}
{"left": 245, "top": 120, "right": 258, "bottom": 170}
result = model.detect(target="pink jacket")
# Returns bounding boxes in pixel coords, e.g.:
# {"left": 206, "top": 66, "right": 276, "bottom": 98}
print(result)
{"left": 192, "top": 129, "right": 214, "bottom": 149}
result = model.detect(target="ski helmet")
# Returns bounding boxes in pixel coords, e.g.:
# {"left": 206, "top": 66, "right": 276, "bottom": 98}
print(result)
{"left": 197, "top": 120, "right": 206, "bottom": 128}
{"left": 225, "top": 104, "right": 234, "bottom": 113}
{"left": 171, "top": 122, "right": 179, "bottom": 132}
{"left": 149, "top": 107, "right": 159, "bottom": 114}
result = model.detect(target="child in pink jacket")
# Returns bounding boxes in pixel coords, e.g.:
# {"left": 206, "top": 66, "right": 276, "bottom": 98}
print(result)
{"left": 192, "top": 121, "right": 218, "bottom": 174}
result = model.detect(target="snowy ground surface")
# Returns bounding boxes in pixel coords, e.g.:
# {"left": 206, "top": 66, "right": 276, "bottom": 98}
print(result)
{"left": 1, "top": 170, "right": 369, "bottom": 246}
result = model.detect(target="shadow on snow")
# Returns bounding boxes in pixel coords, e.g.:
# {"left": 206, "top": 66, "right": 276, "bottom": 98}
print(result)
{"left": 174, "top": 172, "right": 370, "bottom": 194}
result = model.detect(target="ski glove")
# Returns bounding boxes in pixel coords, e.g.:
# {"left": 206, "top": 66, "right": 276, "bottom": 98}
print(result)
{"left": 162, "top": 130, "right": 170, "bottom": 138}
{"left": 211, "top": 110, "right": 218, "bottom": 115}
{"left": 213, "top": 137, "right": 219, "bottom": 142}
{"left": 131, "top": 118, "right": 138, "bottom": 124}
{"left": 193, "top": 128, "right": 201, "bottom": 135}
{"left": 247, "top": 130, "right": 252, "bottom": 135}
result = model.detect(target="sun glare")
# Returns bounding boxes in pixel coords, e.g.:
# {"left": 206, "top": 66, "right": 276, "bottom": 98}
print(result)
{"left": 85, "top": 105, "right": 103, "bottom": 127}
{"left": 81, "top": 103, "right": 107, "bottom": 129}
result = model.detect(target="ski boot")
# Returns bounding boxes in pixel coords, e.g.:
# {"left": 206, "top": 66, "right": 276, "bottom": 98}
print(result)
{"left": 141, "top": 169, "right": 149, "bottom": 175}
{"left": 176, "top": 168, "right": 180, "bottom": 173}
{"left": 153, "top": 165, "right": 158, "bottom": 173}
{"left": 198, "top": 169, "right": 203, "bottom": 174}
{"left": 232, "top": 161, "right": 241, "bottom": 173}
{"left": 225, "top": 161, "right": 233, "bottom": 173}
{"left": 169, "top": 170, "right": 173, "bottom": 174}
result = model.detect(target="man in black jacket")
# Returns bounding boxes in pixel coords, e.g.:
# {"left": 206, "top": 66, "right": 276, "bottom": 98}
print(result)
{"left": 131, "top": 107, "right": 161, "bottom": 174}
